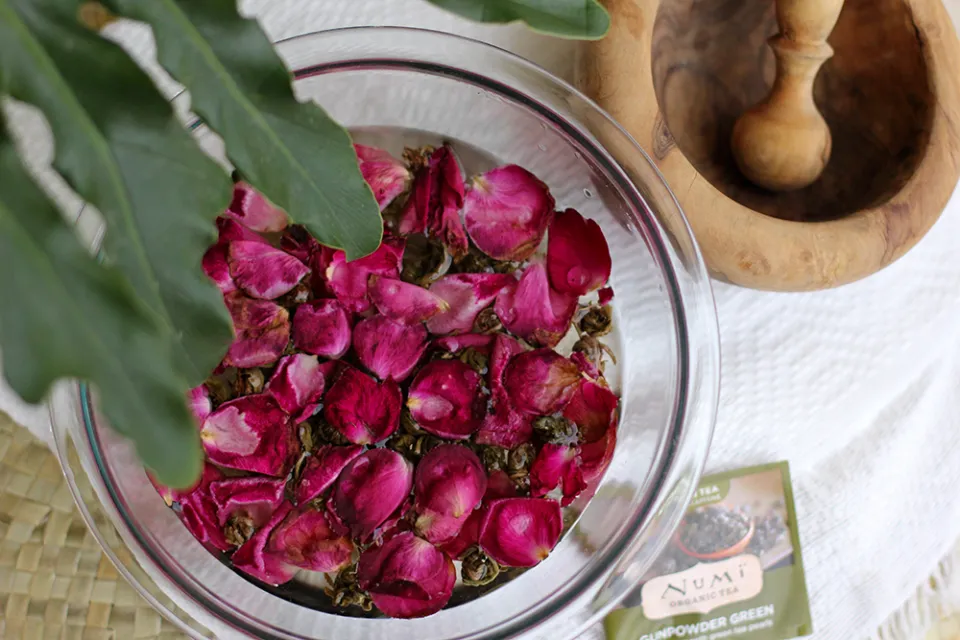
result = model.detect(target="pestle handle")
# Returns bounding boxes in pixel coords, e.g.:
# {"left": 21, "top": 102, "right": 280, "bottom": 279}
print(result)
{"left": 730, "top": 0, "right": 845, "bottom": 192}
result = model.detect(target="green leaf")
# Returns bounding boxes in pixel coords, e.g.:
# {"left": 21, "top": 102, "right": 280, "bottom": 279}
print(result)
{"left": 0, "top": 0, "right": 234, "bottom": 386}
{"left": 105, "top": 0, "right": 384, "bottom": 260}
{"left": 0, "top": 122, "right": 203, "bottom": 489}
{"left": 424, "top": 0, "right": 610, "bottom": 39}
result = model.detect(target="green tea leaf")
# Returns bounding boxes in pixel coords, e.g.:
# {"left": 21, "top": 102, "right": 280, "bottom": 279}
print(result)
{"left": 0, "top": 0, "right": 234, "bottom": 386}
{"left": 424, "top": 0, "right": 610, "bottom": 39}
{"left": 0, "top": 122, "right": 203, "bottom": 489}
{"left": 106, "top": 0, "right": 384, "bottom": 260}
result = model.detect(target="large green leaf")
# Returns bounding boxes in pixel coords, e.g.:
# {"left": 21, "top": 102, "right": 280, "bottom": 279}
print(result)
{"left": 0, "top": 0, "right": 234, "bottom": 386}
{"left": 0, "top": 122, "right": 203, "bottom": 489}
{"left": 425, "top": 0, "right": 610, "bottom": 39}
{"left": 106, "top": 0, "right": 384, "bottom": 260}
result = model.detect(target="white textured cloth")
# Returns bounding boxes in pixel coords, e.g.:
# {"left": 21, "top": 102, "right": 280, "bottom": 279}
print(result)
{"left": 3, "top": 1, "right": 960, "bottom": 638}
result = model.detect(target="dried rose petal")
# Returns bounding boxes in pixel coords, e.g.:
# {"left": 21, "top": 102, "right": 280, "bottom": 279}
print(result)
{"left": 571, "top": 351, "right": 600, "bottom": 380}
{"left": 233, "top": 502, "right": 297, "bottom": 585}
{"left": 368, "top": 275, "right": 448, "bottom": 325}
{"left": 432, "top": 333, "right": 495, "bottom": 355}
{"left": 503, "top": 349, "right": 582, "bottom": 415}
{"left": 266, "top": 354, "right": 336, "bottom": 422}
{"left": 407, "top": 360, "right": 484, "bottom": 439}
{"left": 563, "top": 380, "right": 619, "bottom": 443}
{"left": 358, "top": 532, "right": 456, "bottom": 619}
{"left": 295, "top": 445, "right": 364, "bottom": 505}
{"left": 223, "top": 293, "right": 290, "bottom": 368}
{"left": 200, "top": 394, "right": 294, "bottom": 476}
{"left": 425, "top": 273, "right": 515, "bottom": 335}
{"left": 326, "top": 237, "right": 405, "bottom": 313}
{"left": 324, "top": 498, "right": 349, "bottom": 538}
{"left": 598, "top": 286, "right": 615, "bottom": 306}
{"left": 331, "top": 449, "right": 414, "bottom": 541}
{"left": 227, "top": 182, "right": 289, "bottom": 233}
{"left": 269, "top": 508, "right": 354, "bottom": 573}
{"left": 546, "top": 208, "right": 611, "bottom": 295}
{"left": 374, "top": 497, "right": 415, "bottom": 546}
{"left": 188, "top": 385, "right": 212, "bottom": 424}
{"left": 476, "top": 405, "right": 534, "bottom": 449}
{"left": 217, "top": 216, "right": 269, "bottom": 244}
{"left": 353, "top": 315, "right": 428, "bottom": 382}
{"left": 464, "top": 165, "right": 555, "bottom": 261}
{"left": 397, "top": 146, "right": 469, "bottom": 259}
{"left": 202, "top": 244, "right": 236, "bottom": 294}
{"left": 209, "top": 476, "right": 286, "bottom": 527}
{"left": 227, "top": 241, "right": 310, "bottom": 300}
{"left": 529, "top": 444, "right": 587, "bottom": 507}
{"left": 355, "top": 144, "right": 411, "bottom": 210}
{"left": 414, "top": 445, "right": 487, "bottom": 543}
{"left": 325, "top": 366, "right": 402, "bottom": 445}
{"left": 292, "top": 299, "right": 352, "bottom": 360}
{"left": 580, "top": 422, "right": 617, "bottom": 485}
{"left": 281, "top": 225, "right": 336, "bottom": 296}
{"left": 495, "top": 262, "right": 577, "bottom": 348}
{"left": 178, "top": 464, "right": 232, "bottom": 552}
{"left": 438, "top": 470, "right": 518, "bottom": 559}
{"left": 478, "top": 497, "right": 563, "bottom": 568}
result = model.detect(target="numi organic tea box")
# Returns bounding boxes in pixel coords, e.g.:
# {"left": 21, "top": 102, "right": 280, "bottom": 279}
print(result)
{"left": 605, "top": 462, "right": 812, "bottom": 640}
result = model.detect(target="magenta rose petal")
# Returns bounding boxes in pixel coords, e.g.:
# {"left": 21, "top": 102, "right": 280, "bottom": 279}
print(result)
{"left": 326, "top": 237, "right": 406, "bottom": 313}
{"left": 563, "top": 380, "right": 619, "bottom": 443}
{"left": 358, "top": 532, "right": 456, "bottom": 619}
{"left": 233, "top": 502, "right": 298, "bottom": 585}
{"left": 355, "top": 144, "right": 411, "bottom": 210}
{"left": 425, "top": 146, "right": 469, "bottom": 259}
{"left": 227, "top": 182, "right": 289, "bottom": 233}
{"left": 188, "top": 385, "right": 212, "bottom": 424}
{"left": 177, "top": 464, "right": 232, "bottom": 552}
{"left": 571, "top": 351, "right": 601, "bottom": 380}
{"left": 464, "top": 165, "right": 555, "bottom": 261}
{"left": 407, "top": 360, "right": 484, "bottom": 439}
{"left": 217, "top": 216, "right": 270, "bottom": 245}
{"left": 325, "top": 366, "right": 402, "bottom": 445}
{"left": 476, "top": 333, "right": 535, "bottom": 447}
{"left": 223, "top": 293, "right": 290, "bottom": 368}
{"left": 281, "top": 225, "right": 337, "bottom": 296}
{"left": 202, "top": 244, "right": 236, "bottom": 294}
{"left": 529, "top": 444, "right": 587, "bottom": 507}
{"left": 598, "top": 286, "right": 615, "bottom": 307}
{"left": 295, "top": 444, "right": 364, "bottom": 505}
{"left": 209, "top": 476, "right": 287, "bottom": 527}
{"left": 292, "top": 299, "right": 352, "bottom": 360}
{"left": 268, "top": 508, "right": 355, "bottom": 573}
{"left": 432, "top": 333, "right": 495, "bottom": 355}
{"left": 369, "top": 275, "right": 449, "bottom": 325}
{"left": 266, "top": 354, "right": 336, "bottom": 422}
{"left": 227, "top": 241, "right": 310, "bottom": 301}
{"left": 546, "top": 208, "right": 612, "bottom": 295}
{"left": 353, "top": 315, "right": 429, "bottom": 382}
{"left": 504, "top": 349, "right": 582, "bottom": 415}
{"left": 413, "top": 445, "right": 487, "bottom": 544}
{"left": 200, "top": 394, "right": 294, "bottom": 476}
{"left": 438, "top": 470, "right": 517, "bottom": 559}
{"left": 331, "top": 449, "right": 414, "bottom": 541}
{"left": 580, "top": 422, "right": 617, "bottom": 485}
{"left": 478, "top": 497, "right": 563, "bottom": 568}
{"left": 425, "top": 274, "right": 515, "bottom": 335}
{"left": 495, "top": 262, "right": 577, "bottom": 348}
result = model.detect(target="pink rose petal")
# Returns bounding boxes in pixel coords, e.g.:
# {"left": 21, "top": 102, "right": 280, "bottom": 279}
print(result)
{"left": 209, "top": 476, "right": 287, "bottom": 527}
{"left": 414, "top": 445, "right": 487, "bottom": 543}
{"left": 177, "top": 464, "right": 232, "bottom": 552}
{"left": 332, "top": 449, "right": 414, "bottom": 541}
{"left": 563, "top": 380, "right": 619, "bottom": 443}
{"left": 580, "top": 422, "right": 617, "bottom": 485}
{"left": 425, "top": 273, "right": 515, "bottom": 335}
{"left": 200, "top": 394, "right": 294, "bottom": 476}
{"left": 368, "top": 275, "right": 448, "bottom": 325}
{"left": 571, "top": 351, "right": 600, "bottom": 380}
{"left": 295, "top": 445, "right": 364, "bottom": 505}
{"left": 266, "top": 354, "right": 336, "bottom": 422}
{"left": 188, "top": 385, "right": 212, "bottom": 424}
{"left": 495, "top": 262, "right": 577, "bottom": 348}
{"left": 227, "top": 241, "right": 310, "bottom": 300}
{"left": 269, "top": 508, "right": 354, "bottom": 573}
{"left": 217, "top": 216, "right": 269, "bottom": 244}
{"left": 438, "top": 470, "right": 518, "bottom": 559}
{"left": 353, "top": 315, "right": 428, "bottom": 382}
{"left": 529, "top": 444, "right": 587, "bottom": 507}
{"left": 503, "top": 349, "right": 582, "bottom": 415}
{"left": 202, "top": 244, "right": 236, "bottom": 294}
{"left": 407, "top": 360, "right": 484, "bottom": 439}
{"left": 478, "top": 497, "right": 563, "bottom": 568}
{"left": 397, "top": 146, "right": 469, "bottom": 259}
{"left": 281, "top": 225, "right": 336, "bottom": 296}
{"left": 432, "top": 333, "right": 495, "bottom": 355}
{"left": 325, "top": 366, "right": 402, "bottom": 445}
{"left": 358, "top": 532, "right": 456, "bottom": 619}
{"left": 233, "top": 502, "right": 298, "bottom": 585}
{"left": 355, "top": 144, "right": 411, "bottom": 210}
{"left": 292, "top": 299, "right": 352, "bottom": 360}
{"left": 223, "top": 293, "right": 290, "bottom": 368}
{"left": 227, "top": 182, "right": 289, "bottom": 233}
{"left": 598, "top": 286, "right": 615, "bottom": 306}
{"left": 546, "top": 208, "right": 611, "bottom": 295}
{"left": 464, "top": 165, "right": 555, "bottom": 261}
{"left": 326, "top": 237, "right": 405, "bottom": 313}
{"left": 476, "top": 405, "right": 534, "bottom": 449}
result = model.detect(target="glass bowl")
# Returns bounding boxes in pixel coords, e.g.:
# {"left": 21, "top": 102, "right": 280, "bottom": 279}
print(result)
{"left": 48, "top": 27, "right": 719, "bottom": 640}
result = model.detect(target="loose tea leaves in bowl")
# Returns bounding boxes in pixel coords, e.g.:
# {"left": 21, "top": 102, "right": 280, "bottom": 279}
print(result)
{"left": 150, "top": 143, "right": 621, "bottom": 619}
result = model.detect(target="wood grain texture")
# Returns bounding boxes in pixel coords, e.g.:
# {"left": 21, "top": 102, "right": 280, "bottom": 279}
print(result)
{"left": 578, "top": 0, "right": 960, "bottom": 291}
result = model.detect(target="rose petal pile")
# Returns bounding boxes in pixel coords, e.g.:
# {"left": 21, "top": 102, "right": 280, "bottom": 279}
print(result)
{"left": 153, "top": 144, "right": 620, "bottom": 620}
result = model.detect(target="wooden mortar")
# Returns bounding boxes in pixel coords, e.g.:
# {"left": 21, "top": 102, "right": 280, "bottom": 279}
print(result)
{"left": 578, "top": 0, "right": 960, "bottom": 291}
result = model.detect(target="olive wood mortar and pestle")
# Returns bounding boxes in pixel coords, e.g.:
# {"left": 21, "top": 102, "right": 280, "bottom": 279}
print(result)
{"left": 578, "top": 0, "right": 960, "bottom": 291}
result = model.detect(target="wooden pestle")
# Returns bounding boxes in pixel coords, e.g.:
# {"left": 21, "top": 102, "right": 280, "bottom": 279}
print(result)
{"left": 731, "top": 0, "right": 845, "bottom": 191}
